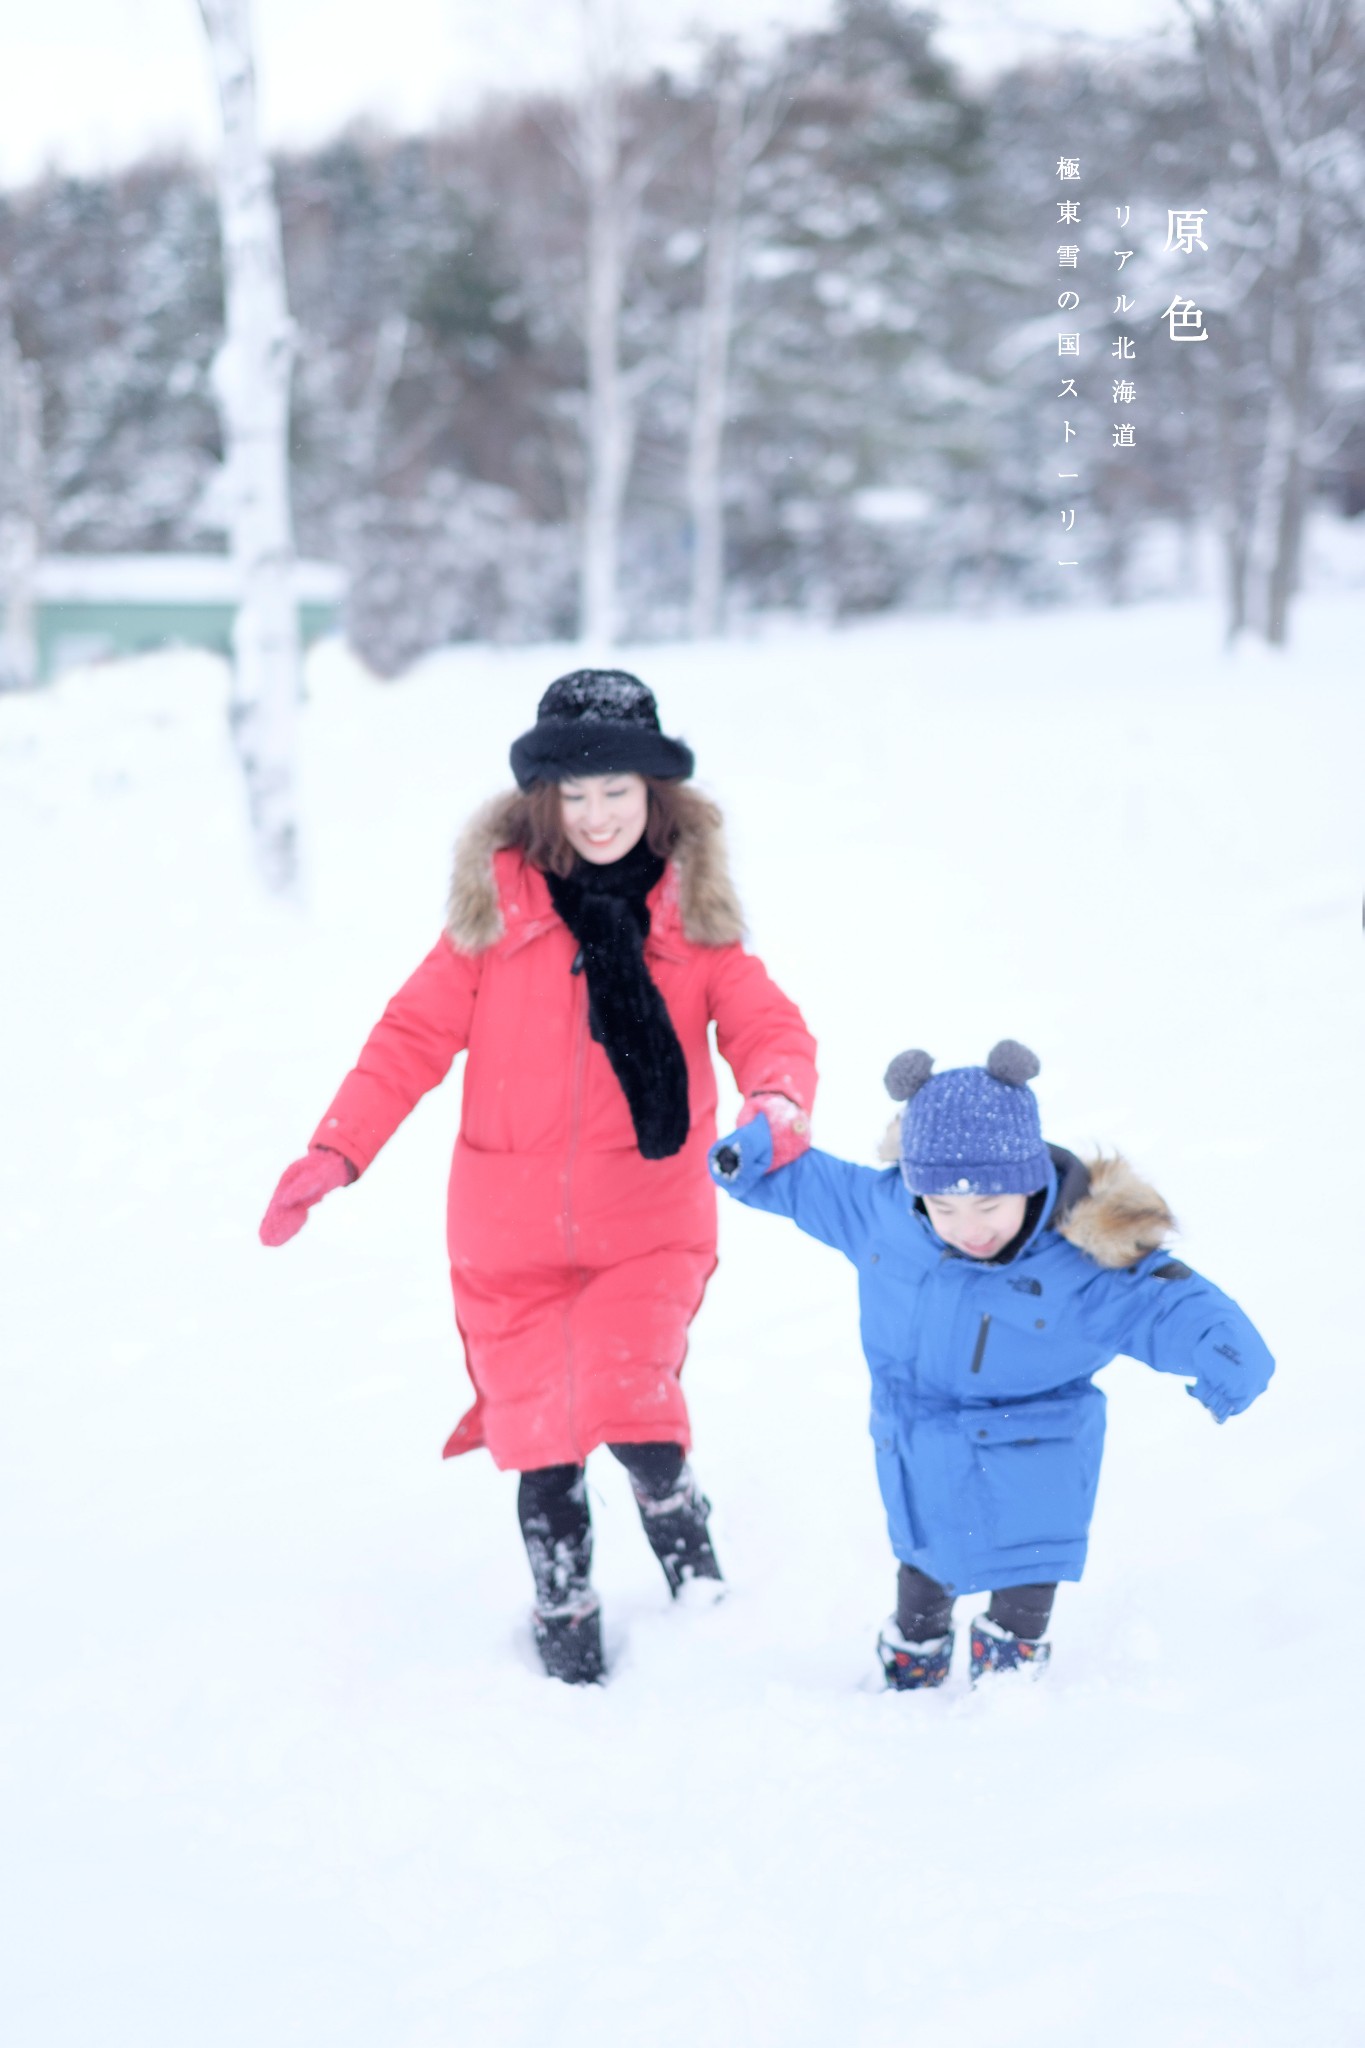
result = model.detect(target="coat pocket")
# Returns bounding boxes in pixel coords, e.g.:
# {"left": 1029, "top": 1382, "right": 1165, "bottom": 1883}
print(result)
{"left": 964, "top": 1391, "right": 1104, "bottom": 1553}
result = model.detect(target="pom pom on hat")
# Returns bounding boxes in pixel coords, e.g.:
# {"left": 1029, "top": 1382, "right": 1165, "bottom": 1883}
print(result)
{"left": 985, "top": 1040, "right": 1041, "bottom": 1086}
{"left": 885, "top": 1049, "right": 934, "bottom": 1102}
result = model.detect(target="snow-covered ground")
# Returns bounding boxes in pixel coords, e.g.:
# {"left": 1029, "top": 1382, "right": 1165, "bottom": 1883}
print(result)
{"left": 2, "top": 599, "right": 1361, "bottom": 2046}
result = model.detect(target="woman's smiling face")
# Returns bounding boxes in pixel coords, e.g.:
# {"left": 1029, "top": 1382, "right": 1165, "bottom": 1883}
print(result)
{"left": 558, "top": 773, "right": 650, "bottom": 864}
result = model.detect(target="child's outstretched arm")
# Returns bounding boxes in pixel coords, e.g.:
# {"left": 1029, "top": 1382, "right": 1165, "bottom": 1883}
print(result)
{"left": 1097, "top": 1254, "right": 1275, "bottom": 1422}
{"left": 708, "top": 1113, "right": 889, "bottom": 1262}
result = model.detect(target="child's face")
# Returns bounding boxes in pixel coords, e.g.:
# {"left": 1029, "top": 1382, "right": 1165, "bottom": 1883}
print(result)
{"left": 922, "top": 1190, "right": 1029, "bottom": 1259}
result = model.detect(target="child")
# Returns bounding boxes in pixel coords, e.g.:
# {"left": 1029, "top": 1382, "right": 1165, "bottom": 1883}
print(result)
{"left": 710, "top": 1040, "right": 1273, "bottom": 1687}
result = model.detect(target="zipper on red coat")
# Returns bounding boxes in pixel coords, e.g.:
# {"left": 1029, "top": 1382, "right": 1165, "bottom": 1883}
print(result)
{"left": 562, "top": 975, "right": 589, "bottom": 1448}
{"left": 970, "top": 1313, "right": 991, "bottom": 1374}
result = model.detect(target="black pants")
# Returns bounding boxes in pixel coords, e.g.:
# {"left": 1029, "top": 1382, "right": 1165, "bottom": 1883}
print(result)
{"left": 517, "top": 1443, "right": 685, "bottom": 1610}
{"left": 897, "top": 1564, "right": 1056, "bottom": 1644}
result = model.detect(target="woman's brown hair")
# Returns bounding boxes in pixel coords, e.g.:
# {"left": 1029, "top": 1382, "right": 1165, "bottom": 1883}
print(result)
{"left": 512, "top": 777, "right": 720, "bottom": 878}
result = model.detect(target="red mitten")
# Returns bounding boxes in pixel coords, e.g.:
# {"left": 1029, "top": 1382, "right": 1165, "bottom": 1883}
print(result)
{"left": 736, "top": 1092, "right": 811, "bottom": 1173}
{"left": 259, "top": 1146, "right": 357, "bottom": 1247}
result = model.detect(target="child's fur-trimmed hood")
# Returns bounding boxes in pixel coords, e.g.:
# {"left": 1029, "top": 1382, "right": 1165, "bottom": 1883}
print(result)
{"left": 876, "top": 1118, "right": 1175, "bottom": 1270}
{"left": 446, "top": 789, "right": 745, "bottom": 953}
{"left": 1055, "top": 1153, "right": 1175, "bottom": 1269}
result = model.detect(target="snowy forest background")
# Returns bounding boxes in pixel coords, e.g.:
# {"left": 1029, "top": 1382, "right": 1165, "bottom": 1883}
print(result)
{"left": 2, "top": 0, "right": 1364, "bottom": 676}
{"left": 4, "top": 11, "right": 1363, "bottom": 2037}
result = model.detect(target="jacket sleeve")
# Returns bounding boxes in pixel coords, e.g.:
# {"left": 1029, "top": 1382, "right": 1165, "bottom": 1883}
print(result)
{"left": 1092, "top": 1253, "right": 1275, "bottom": 1421}
{"left": 707, "top": 943, "right": 818, "bottom": 1111}
{"left": 309, "top": 935, "right": 482, "bottom": 1174}
{"left": 712, "top": 1142, "right": 886, "bottom": 1263}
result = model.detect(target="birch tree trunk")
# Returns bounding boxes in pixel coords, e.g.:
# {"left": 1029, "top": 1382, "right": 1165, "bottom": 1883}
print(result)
{"left": 1242, "top": 192, "right": 1312, "bottom": 645}
{"left": 687, "top": 56, "right": 787, "bottom": 640}
{"left": 687, "top": 84, "right": 744, "bottom": 641}
{"left": 198, "top": 0, "right": 301, "bottom": 892}
{"left": 1212, "top": 369, "right": 1248, "bottom": 645}
{"left": 0, "top": 307, "right": 41, "bottom": 691}
{"left": 351, "top": 311, "right": 410, "bottom": 485}
{"left": 578, "top": 0, "right": 630, "bottom": 649}
{"left": 1185, "top": 0, "right": 1359, "bottom": 648}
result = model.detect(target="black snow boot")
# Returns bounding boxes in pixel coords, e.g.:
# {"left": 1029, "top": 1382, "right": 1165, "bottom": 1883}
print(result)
{"left": 519, "top": 1463, "right": 605, "bottom": 1684}
{"left": 620, "top": 1452, "right": 723, "bottom": 1597}
{"left": 533, "top": 1595, "right": 605, "bottom": 1686}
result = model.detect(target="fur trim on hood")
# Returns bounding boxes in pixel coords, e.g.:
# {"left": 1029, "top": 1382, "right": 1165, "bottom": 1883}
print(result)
{"left": 875, "top": 1118, "right": 1175, "bottom": 1270}
{"left": 446, "top": 789, "right": 745, "bottom": 953}
{"left": 1056, "top": 1153, "right": 1175, "bottom": 1269}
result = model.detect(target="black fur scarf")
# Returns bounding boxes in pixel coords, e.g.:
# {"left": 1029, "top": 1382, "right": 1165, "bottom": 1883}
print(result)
{"left": 546, "top": 839, "right": 691, "bottom": 1159}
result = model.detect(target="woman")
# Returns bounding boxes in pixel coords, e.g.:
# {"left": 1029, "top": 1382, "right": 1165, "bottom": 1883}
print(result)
{"left": 260, "top": 672, "right": 817, "bottom": 1684}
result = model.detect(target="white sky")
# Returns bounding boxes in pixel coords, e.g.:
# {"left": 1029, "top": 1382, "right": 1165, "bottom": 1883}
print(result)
{"left": 0, "top": 0, "right": 1184, "bottom": 191}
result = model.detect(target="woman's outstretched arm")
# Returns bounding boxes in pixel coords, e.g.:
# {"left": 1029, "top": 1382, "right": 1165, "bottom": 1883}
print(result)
{"left": 707, "top": 943, "right": 818, "bottom": 1117}
{"left": 309, "top": 935, "right": 483, "bottom": 1175}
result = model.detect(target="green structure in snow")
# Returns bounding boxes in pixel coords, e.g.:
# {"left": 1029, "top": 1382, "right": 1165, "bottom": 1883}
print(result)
{"left": 34, "top": 555, "right": 346, "bottom": 681}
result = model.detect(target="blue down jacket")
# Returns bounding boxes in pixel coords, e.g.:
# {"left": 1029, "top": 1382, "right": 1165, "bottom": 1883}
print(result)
{"left": 712, "top": 1126, "right": 1274, "bottom": 1593}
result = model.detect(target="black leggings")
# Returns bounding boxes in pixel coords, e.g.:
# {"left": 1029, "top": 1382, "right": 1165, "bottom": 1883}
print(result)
{"left": 897, "top": 1563, "right": 1056, "bottom": 1643}
{"left": 517, "top": 1444, "right": 685, "bottom": 1608}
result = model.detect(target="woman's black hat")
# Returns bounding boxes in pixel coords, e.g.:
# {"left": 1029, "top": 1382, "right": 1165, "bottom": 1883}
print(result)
{"left": 510, "top": 671, "right": 694, "bottom": 790}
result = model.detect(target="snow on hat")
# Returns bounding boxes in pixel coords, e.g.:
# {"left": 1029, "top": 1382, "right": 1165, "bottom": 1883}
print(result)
{"left": 885, "top": 1040, "right": 1049, "bottom": 1197}
{"left": 509, "top": 671, "right": 695, "bottom": 790}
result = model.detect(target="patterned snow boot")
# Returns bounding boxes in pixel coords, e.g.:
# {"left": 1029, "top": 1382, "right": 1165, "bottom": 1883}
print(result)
{"left": 533, "top": 1594, "right": 605, "bottom": 1685}
{"left": 969, "top": 1612, "right": 1052, "bottom": 1684}
{"left": 877, "top": 1619, "right": 954, "bottom": 1691}
{"left": 631, "top": 1464, "right": 724, "bottom": 1597}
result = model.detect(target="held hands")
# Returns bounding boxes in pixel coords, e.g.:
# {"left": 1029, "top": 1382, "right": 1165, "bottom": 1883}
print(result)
{"left": 259, "top": 1146, "right": 357, "bottom": 1246}
{"left": 710, "top": 1098, "right": 809, "bottom": 1193}
{"left": 712, "top": 1095, "right": 809, "bottom": 1187}
{"left": 713, "top": 1138, "right": 748, "bottom": 1183}
{"left": 736, "top": 1092, "right": 810, "bottom": 1172}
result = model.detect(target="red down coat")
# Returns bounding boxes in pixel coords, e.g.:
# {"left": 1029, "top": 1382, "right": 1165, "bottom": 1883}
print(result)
{"left": 311, "top": 793, "right": 817, "bottom": 1471}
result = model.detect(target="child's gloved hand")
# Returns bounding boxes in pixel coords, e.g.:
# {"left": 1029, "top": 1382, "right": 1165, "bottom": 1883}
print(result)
{"left": 709, "top": 1115, "right": 774, "bottom": 1192}
{"left": 736, "top": 1091, "right": 811, "bottom": 1172}
{"left": 1186, "top": 1379, "right": 1252, "bottom": 1424}
{"left": 1187, "top": 1326, "right": 1262, "bottom": 1423}
{"left": 259, "top": 1146, "right": 357, "bottom": 1246}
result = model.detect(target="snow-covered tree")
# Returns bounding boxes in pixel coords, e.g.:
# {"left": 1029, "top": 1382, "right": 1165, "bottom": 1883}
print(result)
{"left": 713, "top": 0, "right": 990, "bottom": 616}
{"left": 276, "top": 126, "right": 581, "bottom": 668}
{"left": 0, "top": 166, "right": 222, "bottom": 555}
{"left": 198, "top": 0, "right": 301, "bottom": 890}
{"left": 2, "top": 3, "right": 1357, "bottom": 665}
{"left": 1181, "top": 0, "right": 1365, "bottom": 644}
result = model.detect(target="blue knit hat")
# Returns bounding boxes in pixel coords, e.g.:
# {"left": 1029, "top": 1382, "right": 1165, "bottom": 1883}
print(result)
{"left": 885, "top": 1041, "right": 1049, "bottom": 1197}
